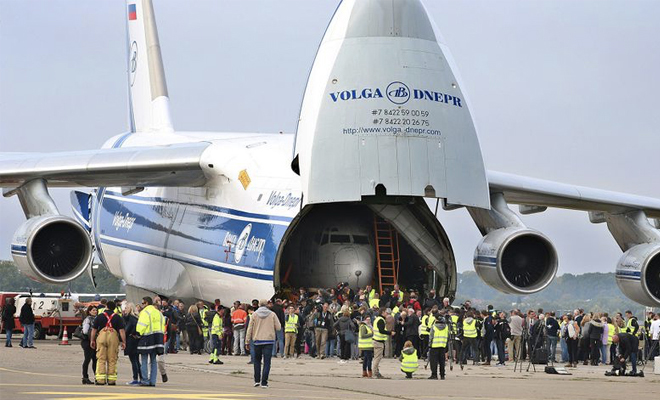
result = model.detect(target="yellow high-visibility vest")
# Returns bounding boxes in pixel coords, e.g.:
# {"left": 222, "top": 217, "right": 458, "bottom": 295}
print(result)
{"left": 358, "top": 325, "right": 374, "bottom": 349}
{"left": 450, "top": 315, "right": 459, "bottom": 334}
{"left": 392, "top": 306, "right": 400, "bottom": 315}
{"left": 431, "top": 325, "right": 448, "bottom": 348}
{"left": 372, "top": 316, "right": 387, "bottom": 341}
{"left": 626, "top": 318, "right": 636, "bottom": 334}
{"left": 285, "top": 314, "right": 299, "bottom": 333}
{"left": 401, "top": 350, "right": 419, "bottom": 373}
{"left": 607, "top": 323, "right": 615, "bottom": 344}
{"left": 420, "top": 315, "right": 436, "bottom": 336}
{"left": 211, "top": 313, "right": 223, "bottom": 337}
{"left": 136, "top": 305, "right": 165, "bottom": 336}
{"left": 369, "top": 298, "right": 380, "bottom": 308}
{"left": 463, "top": 320, "right": 477, "bottom": 338}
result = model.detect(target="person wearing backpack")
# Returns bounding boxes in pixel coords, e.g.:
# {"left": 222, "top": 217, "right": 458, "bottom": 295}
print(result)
{"left": 564, "top": 314, "right": 579, "bottom": 368}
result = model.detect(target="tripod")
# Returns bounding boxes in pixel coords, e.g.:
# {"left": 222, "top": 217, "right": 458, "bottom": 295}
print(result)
{"left": 640, "top": 338, "right": 658, "bottom": 373}
{"left": 525, "top": 324, "right": 546, "bottom": 373}
{"left": 514, "top": 325, "right": 529, "bottom": 372}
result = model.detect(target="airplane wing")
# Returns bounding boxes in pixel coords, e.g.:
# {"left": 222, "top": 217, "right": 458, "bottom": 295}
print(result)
{"left": 0, "top": 142, "right": 212, "bottom": 190}
{"left": 487, "top": 170, "right": 660, "bottom": 220}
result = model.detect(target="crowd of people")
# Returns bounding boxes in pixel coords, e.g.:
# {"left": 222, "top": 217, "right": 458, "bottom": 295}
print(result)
{"left": 4, "top": 282, "right": 660, "bottom": 386}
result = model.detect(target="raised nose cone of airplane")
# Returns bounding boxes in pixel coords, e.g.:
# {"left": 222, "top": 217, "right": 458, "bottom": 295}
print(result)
{"left": 295, "top": 0, "right": 489, "bottom": 209}
{"left": 322, "top": 0, "right": 439, "bottom": 42}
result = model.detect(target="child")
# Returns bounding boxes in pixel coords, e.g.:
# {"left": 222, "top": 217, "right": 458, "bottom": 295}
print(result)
{"left": 400, "top": 340, "right": 418, "bottom": 378}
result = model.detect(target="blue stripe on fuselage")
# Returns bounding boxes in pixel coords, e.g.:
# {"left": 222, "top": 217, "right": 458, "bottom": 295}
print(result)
{"left": 97, "top": 193, "right": 289, "bottom": 281}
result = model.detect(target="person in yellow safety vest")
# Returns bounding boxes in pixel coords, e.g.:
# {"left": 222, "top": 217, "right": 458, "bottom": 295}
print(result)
{"left": 364, "top": 285, "right": 376, "bottom": 304}
{"left": 428, "top": 314, "right": 449, "bottom": 380}
{"left": 449, "top": 312, "right": 460, "bottom": 364}
{"left": 606, "top": 317, "right": 616, "bottom": 365}
{"left": 624, "top": 311, "right": 639, "bottom": 336}
{"left": 372, "top": 308, "right": 393, "bottom": 379}
{"left": 461, "top": 311, "right": 479, "bottom": 367}
{"left": 391, "top": 284, "right": 404, "bottom": 304}
{"left": 392, "top": 303, "right": 401, "bottom": 316}
{"left": 284, "top": 306, "right": 299, "bottom": 359}
{"left": 209, "top": 309, "right": 224, "bottom": 365}
{"left": 419, "top": 308, "right": 435, "bottom": 360}
{"left": 369, "top": 292, "right": 380, "bottom": 309}
{"left": 136, "top": 297, "right": 165, "bottom": 386}
{"left": 400, "top": 340, "right": 418, "bottom": 379}
{"left": 197, "top": 302, "right": 209, "bottom": 339}
{"left": 97, "top": 299, "right": 108, "bottom": 314}
{"left": 90, "top": 300, "right": 126, "bottom": 386}
{"left": 358, "top": 318, "right": 374, "bottom": 378}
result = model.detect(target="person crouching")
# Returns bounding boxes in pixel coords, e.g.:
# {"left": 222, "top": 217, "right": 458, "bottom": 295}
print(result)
{"left": 400, "top": 340, "right": 418, "bottom": 379}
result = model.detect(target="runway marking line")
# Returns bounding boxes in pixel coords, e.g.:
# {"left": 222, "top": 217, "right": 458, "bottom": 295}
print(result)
{"left": 21, "top": 393, "right": 256, "bottom": 400}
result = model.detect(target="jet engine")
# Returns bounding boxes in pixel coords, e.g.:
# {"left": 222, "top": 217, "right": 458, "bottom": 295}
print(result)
{"left": 11, "top": 215, "right": 93, "bottom": 284}
{"left": 615, "top": 243, "right": 660, "bottom": 307}
{"left": 473, "top": 227, "right": 558, "bottom": 294}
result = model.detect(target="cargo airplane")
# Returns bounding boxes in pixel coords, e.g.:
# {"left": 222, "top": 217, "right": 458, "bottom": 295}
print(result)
{"left": 2, "top": 0, "right": 660, "bottom": 307}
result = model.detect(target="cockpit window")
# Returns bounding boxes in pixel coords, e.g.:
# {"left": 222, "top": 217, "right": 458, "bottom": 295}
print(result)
{"left": 353, "top": 235, "right": 369, "bottom": 245}
{"left": 330, "top": 234, "right": 351, "bottom": 244}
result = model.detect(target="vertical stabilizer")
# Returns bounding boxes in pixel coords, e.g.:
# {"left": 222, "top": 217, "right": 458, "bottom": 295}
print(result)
{"left": 126, "top": 0, "right": 173, "bottom": 133}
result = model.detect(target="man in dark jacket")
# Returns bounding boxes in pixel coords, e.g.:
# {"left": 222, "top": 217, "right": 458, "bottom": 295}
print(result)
{"left": 613, "top": 332, "right": 639, "bottom": 375}
{"left": 2, "top": 297, "right": 16, "bottom": 347}
{"left": 481, "top": 311, "right": 494, "bottom": 365}
{"left": 423, "top": 290, "right": 440, "bottom": 310}
{"left": 545, "top": 312, "right": 560, "bottom": 363}
{"left": 269, "top": 300, "right": 285, "bottom": 358}
{"left": 19, "top": 297, "right": 36, "bottom": 348}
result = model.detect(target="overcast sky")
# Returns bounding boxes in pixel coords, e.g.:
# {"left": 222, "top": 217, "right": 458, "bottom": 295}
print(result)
{"left": 1, "top": 0, "right": 659, "bottom": 277}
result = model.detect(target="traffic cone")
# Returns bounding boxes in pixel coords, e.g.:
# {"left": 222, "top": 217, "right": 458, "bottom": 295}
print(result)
{"left": 59, "top": 327, "right": 71, "bottom": 345}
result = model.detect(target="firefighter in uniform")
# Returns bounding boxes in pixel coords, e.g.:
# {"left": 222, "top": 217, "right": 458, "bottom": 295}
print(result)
{"left": 428, "top": 314, "right": 449, "bottom": 380}
{"left": 419, "top": 308, "right": 435, "bottom": 360}
{"left": 90, "top": 300, "right": 126, "bottom": 385}
{"left": 209, "top": 309, "right": 224, "bottom": 365}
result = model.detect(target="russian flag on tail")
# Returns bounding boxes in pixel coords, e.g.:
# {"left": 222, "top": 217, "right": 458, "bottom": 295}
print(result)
{"left": 128, "top": 4, "right": 137, "bottom": 21}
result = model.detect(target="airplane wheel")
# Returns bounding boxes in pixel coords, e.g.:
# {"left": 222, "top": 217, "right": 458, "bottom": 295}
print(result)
{"left": 204, "top": 338, "right": 212, "bottom": 354}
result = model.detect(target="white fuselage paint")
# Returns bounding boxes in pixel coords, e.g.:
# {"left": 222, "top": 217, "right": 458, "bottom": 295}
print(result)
{"left": 93, "top": 131, "right": 301, "bottom": 303}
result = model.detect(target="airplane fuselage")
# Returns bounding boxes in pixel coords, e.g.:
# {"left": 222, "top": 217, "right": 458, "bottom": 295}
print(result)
{"left": 91, "top": 131, "right": 301, "bottom": 302}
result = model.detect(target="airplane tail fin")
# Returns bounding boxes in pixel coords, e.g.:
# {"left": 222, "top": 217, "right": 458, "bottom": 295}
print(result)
{"left": 126, "top": 0, "right": 173, "bottom": 133}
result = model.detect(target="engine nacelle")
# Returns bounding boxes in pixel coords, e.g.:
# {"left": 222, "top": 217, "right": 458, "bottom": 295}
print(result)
{"left": 474, "top": 228, "right": 558, "bottom": 295}
{"left": 616, "top": 243, "right": 660, "bottom": 307}
{"left": 11, "top": 215, "right": 93, "bottom": 284}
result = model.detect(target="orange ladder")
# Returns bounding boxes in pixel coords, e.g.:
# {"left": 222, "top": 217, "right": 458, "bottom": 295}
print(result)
{"left": 373, "top": 215, "right": 400, "bottom": 293}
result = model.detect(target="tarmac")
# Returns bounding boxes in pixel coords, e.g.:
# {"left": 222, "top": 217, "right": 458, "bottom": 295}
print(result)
{"left": 0, "top": 337, "right": 658, "bottom": 400}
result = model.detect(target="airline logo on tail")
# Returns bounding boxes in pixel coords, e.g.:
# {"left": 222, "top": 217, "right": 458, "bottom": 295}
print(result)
{"left": 386, "top": 82, "right": 410, "bottom": 105}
